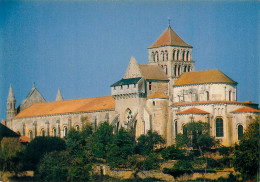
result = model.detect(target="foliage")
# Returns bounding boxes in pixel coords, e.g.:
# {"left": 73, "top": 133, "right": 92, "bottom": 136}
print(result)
{"left": 21, "top": 136, "right": 66, "bottom": 171}
{"left": 135, "top": 153, "right": 160, "bottom": 170}
{"left": 161, "top": 145, "right": 185, "bottom": 160}
{"left": 106, "top": 128, "right": 135, "bottom": 168}
{"left": 217, "top": 146, "right": 232, "bottom": 156}
{"left": 233, "top": 116, "right": 260, "bottom": 181}
{"left": 0, "top": 137, "right": 25, "bottom": 174}
{"left": 135, "top": 130, "right": 165, "bottom": 155}
{"left": 36, "top": 150, "right": 92, "bottom": 181}
{"left": 90, "top": 122, "right": 114, "bottom": 158}
{"left": 176, "top": 121, "right": 216, "bottom": 154}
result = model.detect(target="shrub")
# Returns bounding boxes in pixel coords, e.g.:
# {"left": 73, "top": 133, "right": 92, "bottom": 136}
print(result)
{"left": 218, "top": 146, "right": 231, "bottom": 156}
{"left": 161, "top": 145, "right": 185, "bottom": 160}
{"left": 21, "top": 137, "right": 66, "bottom": 170}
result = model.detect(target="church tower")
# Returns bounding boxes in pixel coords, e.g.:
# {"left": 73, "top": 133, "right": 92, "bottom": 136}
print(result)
{"left": 7, "top": 84, "right": 17, "bottom": 122}
{"left": 147, "top": 23, "right": 194, "bottom": 100}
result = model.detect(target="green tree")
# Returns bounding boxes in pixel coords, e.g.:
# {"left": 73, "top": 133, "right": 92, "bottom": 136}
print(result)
{"left": 21, "top": 136, "right": 66, "bottom": 170}
{"left": 135, "top": 130, "right": 165, "bottom": 155}
{"left": 161, "top": 145, "right": 185, "bottom": 160}
{"left": 233, "top": 116, "right": 260, "bottom": 181}
{"left": 90, "top": 122, "right": 114, "bottom": 158}
{"left": 176, "top": 121, "right": 216, "bottom": 154}
{"left": 0, "top": 137, "right": 25, "bottom": 174}
{"left": 106, "top": 128, "right": 135, "bottom": 168}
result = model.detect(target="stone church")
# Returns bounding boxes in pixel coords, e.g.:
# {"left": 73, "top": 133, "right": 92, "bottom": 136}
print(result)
{"left": 6, "top": 24, "right": 259, "bottom": 146}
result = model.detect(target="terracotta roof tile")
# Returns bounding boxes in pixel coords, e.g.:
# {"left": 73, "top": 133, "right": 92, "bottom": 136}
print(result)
{"left": 177, "top": 107, "right": 209, "bottom": 115}
{"left": 149, "top": 26, "right": 192, "bottom": 48}
{"left": 174, "top": 69, "right": 237, "bottom": 86}
{"left": 20, "top": 135, "right": 30, "bottom": 143}
{"left": 148, "top": 92, "right": 168, "bottom": 99}
{"left": 15, "top": 96, "right": 115, "bottom": 118}
{"left": 139, "top": 64, "right": 168, "bottom": 81}
{"left": 230, "top": 106, "right": 260, "bottom": 113}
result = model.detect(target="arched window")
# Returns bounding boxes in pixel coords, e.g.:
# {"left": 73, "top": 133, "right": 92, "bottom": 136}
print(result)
{"left": 165, "top": 65, "right": 168, "bottom": 75}
{"left": 229, "top": 91, "right": 232, "bottom": 101}
{"left": 176, "top": 50, "right": 179, "bottom": 60}
{"left": 153, "top": 101, "right": 155, "bottom": 106}
{"left": 174, "top": 65, "right": 177, "bottom": 76}
{"left": 64, "top": 126, "right": 68, "bottom": 137}
{"left": 173, "top": 50, "right": 176, "bottom": 60}
{"left": 75, "top": 125, "right": 80, "bottom": 131}
{"left": 41, "top": 129, "right": 45, "bottom": 137}
{"left": 165, "top": 50, "right": 168, "bottom": 60}
{"left": 29, "top": 131, "right": 33, "bottom": 140}
{"left": 125, "top": 108, "right": 133, "bottom": 124}
{"left": 53, "top": 128, "right": 56, "bottom": 137}
{"left": 155, "top": 51, "right": 159, "bottom": 62}
{"left": 161, "top": 51, "right": 164, "bottom": 61}
{"left": 186, "top": 51, "right": 189, "bottom": 61}
{"left": 238, "top": 125, "right": 243, "bottom": 140}
{"left": 152, "top": 52, "right": 155, "bottom": 62}
{"left": 182, "top": 51, "right": 185, "bottom": 61}
{"left": 175, "top": 121, "right": 178, "bottom": 137}
{"left": 216, "top": 118, "right": 223, "bottom": 137}
{"left": 206, "top": 91, "right": 209, "bottom": 101}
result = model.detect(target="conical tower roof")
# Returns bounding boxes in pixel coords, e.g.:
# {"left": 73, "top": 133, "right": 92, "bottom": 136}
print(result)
{"left": 56, "top": 89, "right": 64, "bottom": 101}
{"left": 149, "top": 25, "right": 192, "bottom": 48}
{"left": 7, "top": 84, "right": 16, "bottom": 102}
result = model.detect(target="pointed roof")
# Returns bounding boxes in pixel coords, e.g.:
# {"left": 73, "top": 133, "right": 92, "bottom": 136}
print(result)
{"left": 149, "top": 25, "right": 192, "bottom": 49}
{"left": 124, "top": 57, "right": 143, "bottom": 79}
{"left": 174, "top": 69, "right": 237, "bottom": 86}
{"left": 15, "top": 96, "right": 115, "bottom": 118}
{"left": 7, "top": 84, "right": 16, "bottom": 102}
{"left": 19, "top": 83, "right": 46, "bottom": 111}
{"left": 177, "top": 107, "right": 209, "bottom": 115}
{"left": 56, "top": 89, "right": 64, "bottom": 101}
{"left": 148, "top": 92, "right": 168, "bottom": 99}
{"left": 230, "top": 106, "right": 260, "bottom": 113}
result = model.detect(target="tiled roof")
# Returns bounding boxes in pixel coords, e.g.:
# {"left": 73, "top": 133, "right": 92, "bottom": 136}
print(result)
{"left": 172, "top": 101, "right": 258, "bottom": 107}
{"left": 177, "top": 107, "right": 209, "bottom": 115}
{"left": 230, "top": 106, "right": 260, "bottom": 113}
{"left": 15, "top": 96, "right": 115, "bottom": 118}
{"left": 149, "top": 26, "right": 192, "bottom": 48}
{"left": 111, "top": 77, "right": 142, "bottom": 87}
{"left": 139, "top": 64, "right": 169, "bottom": 81}
{"left": 174, "top": 69, "right": 237, "bottom": 86}
{"left": 20, "top": 135, "right": 30, "bottom": 143}
{"left": 148, "top": 92, "right": 168, "bottom": 99}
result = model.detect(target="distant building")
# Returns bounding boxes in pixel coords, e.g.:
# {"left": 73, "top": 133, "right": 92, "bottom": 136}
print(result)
{"left": 6, "top": 24, "right": 259, "bottom": 146}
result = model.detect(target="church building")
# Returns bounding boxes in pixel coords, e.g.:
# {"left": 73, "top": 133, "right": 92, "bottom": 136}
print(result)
{"left": 6, "top": 24, "right": 259, "bottom": 146}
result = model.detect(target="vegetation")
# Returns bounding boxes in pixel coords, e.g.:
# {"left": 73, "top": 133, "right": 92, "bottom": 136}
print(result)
{"left": 233, "top": 116, "right": 260, "bottom": 181}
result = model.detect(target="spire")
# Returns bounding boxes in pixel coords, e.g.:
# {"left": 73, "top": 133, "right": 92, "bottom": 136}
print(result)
{"left": 56, "top": 88, "right": 63, "bottom": 101}
{"left": 7, "top": 84, "right": 15, "bottom": 102}
{"left": 168, "top": 17, "right": 171, "bottom": 28}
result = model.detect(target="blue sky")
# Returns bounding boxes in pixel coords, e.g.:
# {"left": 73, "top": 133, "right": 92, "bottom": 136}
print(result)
{"left": 0, "top": 1, "right": 259, "bottom": 120}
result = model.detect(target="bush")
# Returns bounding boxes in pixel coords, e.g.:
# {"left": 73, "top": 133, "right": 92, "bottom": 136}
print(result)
{"left": 21, "top": 137, "right": 66, "bottom": 170}
{"left": 218, "top": 146, "right": 231, "bottom": 156}
{"left": 161, "top": 145, "right": 185, "bottom": 160}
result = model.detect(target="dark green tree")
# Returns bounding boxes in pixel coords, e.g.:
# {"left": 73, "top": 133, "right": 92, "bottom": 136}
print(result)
{"left": 90, "top": 122, "right": 114, "bottom": 158}
{"left": 135, "top": 130, "right": 165, "bottom": 155}
{"left": 233, "top": 116, "right": 260, "bottom": 181}
{"left": 106, "top": 128, "right": 135, "bottom": 168}
{"left": 161, "top": 145, "right": 185, "bottom": 160}
{"left": 21, "top": 136, "right": 66, "bottom": 170}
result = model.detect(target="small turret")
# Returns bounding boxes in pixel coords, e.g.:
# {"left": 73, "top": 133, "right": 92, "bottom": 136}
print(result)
{"left": 56, "top": 88, "right": 64, "bottom": 101}
{"left": 7, "top": 84, "right": 17, "bottom": 121}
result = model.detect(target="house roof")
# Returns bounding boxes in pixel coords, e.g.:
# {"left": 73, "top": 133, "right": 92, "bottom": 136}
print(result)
{"left": 20, "top": 135, "right": 30, "bottom": 143}
{"left": 230, "top": 106, "right": 260, "bottom": 113}
{"left": 0, "top": 123, "right": 19, "bottom": 138}
{"left": 174, "top": 69, "right": 237, "bottom": 86}
{"left": 15, "top": 96, "right": 115, "bottom": 118}
{"left": 139, "top": 64, "right": 169, "bottom": 81}
{"left": 177, "top": 107, "right": 209, "bottom": 115}
{"left": 149, "top": 26, "right": 192, "bottom": 48}
{"left": 111, "top": 77, "right": 142, "bottom": 87}
{"left": 148, "top": 92, "right": 168, "bottom": 99}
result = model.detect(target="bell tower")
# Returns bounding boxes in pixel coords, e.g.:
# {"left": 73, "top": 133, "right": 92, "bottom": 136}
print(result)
{"left": 7, "top": 84, "right": 17, "bottom": 122}
{"left": 147, "top": 23, "right": 195, "bottom": 100}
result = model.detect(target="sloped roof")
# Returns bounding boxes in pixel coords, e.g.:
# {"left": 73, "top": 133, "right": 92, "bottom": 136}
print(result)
{"left": 230, "top": 106, "right": 260, "bottom": 113}
{"left": 149, "top": 26, "right": 192, "bottom": 48}
{"left": 148, "top": 92, "right": 168, "bottom": 99}
{"left": 177, "top": 107, "right": 209, "bottom": 115}
{"left": 139, "top": 64, "right": 168, "bottom": 81}
{"left": 15, "top": 96, "right": 115, "bottom": 118}
{"left": 174, "top": 69, "right": 237, "bottom": 86}
{"left": 0, "top": 123, "right": 19, "bottom": 138}
{"left": 111, "top": 77, "right": 142, "bottom": 87}
{"left": 20, "top": 135, "right": 30, "bottom": 143}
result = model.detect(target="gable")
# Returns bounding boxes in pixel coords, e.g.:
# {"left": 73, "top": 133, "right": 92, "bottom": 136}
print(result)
{"left": 124, "top": 57, "right": 143, "bottom": 79}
